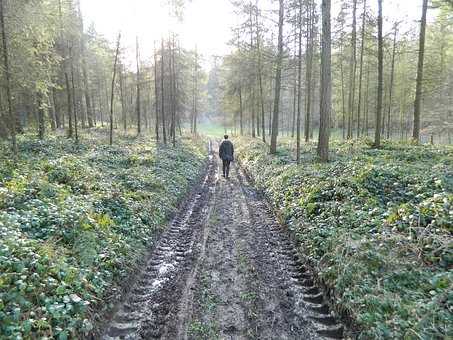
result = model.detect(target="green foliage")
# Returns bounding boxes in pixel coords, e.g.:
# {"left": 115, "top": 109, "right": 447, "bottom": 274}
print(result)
{"left": 237, "top": 137, "right": 453, "bottom": 339}
{"left": 0, "top": 133, "right": 205, "bottom": 338}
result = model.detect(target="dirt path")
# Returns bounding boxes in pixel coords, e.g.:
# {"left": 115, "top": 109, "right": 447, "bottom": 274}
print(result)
{"left": 102, "top": 144, "right": 344, "bottom": 340}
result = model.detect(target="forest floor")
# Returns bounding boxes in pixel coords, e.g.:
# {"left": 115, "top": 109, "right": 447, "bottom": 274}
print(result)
{"left": 236, "top": 137, "right": 452, "bottom": 339}
{"left": 0, "top": 131, "right": 206, "bottom": 339}
{"left": 102, "top": 142, "right": 344, "bottom": 340}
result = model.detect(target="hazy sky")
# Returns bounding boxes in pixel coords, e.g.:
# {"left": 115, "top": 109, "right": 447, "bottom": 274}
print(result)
{"left": 80, "top": 0, "right": 428, "bottom": 67}
{"left": 80, "top": 0, "right": 238, "bottom": 66}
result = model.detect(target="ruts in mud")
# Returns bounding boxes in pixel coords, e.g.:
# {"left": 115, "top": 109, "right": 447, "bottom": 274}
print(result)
{"left": 102, "top": 142, "right": 344, "bottom": 340}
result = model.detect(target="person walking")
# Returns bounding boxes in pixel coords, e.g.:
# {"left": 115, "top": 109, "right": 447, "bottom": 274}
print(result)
{"left": 219, "top": 135, "right": 234, "bottom": 178}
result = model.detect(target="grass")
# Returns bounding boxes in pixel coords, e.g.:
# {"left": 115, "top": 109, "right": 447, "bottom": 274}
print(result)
{"left": 189, "top": 272, "right": 220, "bottom": 339}
{"left": 197, "top": 123, "right": 228, "bottom": 139}
{"left": 236, "top": 137, "right": 452, "bottom": 339}
{"left": 0, "top": 130, "right": 206, "bottom": 339}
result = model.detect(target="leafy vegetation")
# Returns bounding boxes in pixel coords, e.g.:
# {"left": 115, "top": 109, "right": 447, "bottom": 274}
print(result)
{"left": 236, "top": 137, "right": 452, "bottom": 339}
{"left": 0, "top": 132, "right": 206, "bottom": 339}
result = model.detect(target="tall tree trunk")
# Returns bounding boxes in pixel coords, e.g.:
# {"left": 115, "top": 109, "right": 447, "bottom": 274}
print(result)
{"left": 171, "top": 37, "right": 177, "bottom": 147}
{"left": 356, "top": 0, "right": 367, "bottom": 138}
{"left": 364, "top": 62, "right": 370, "bottom": 136}
{"left": 169, "top": 40, "right": 174, "bottom": 140}
{"left": 55, "top": 0, "right": 65, "bottom": 130}
{"left": 239, "top": 86, "right": 244, "bottom": 136}
{"left": 255, "top": 5, "right": 266, "bottom": 143}
{"left": 161, "top": 39, "right": 167, "bottom": 144}
{"left": 439, "top": 21, "right": 448, "bottom": 143}
{"left": 100, "top": 79, "right": 106, "bottom": 127}
{"left": 82, "top": 60, "right": 93, "bottom": 128}
{"left": 305, "top": 0, "right": 313, "bottom": 143}
{"left": 317, "top": 0, "right": 331, "bottom": 162}
{"left": 52, "top": 87, "right": 62, "bottom": 128}
{"left": 109, "top": 33, "right": 121, "bottom": 145}
{"left": 91, "top": 91, "right": 97, "bottom": 126}
{"left": 340, "top": 47, "right": 346, "bottom": 140}
{"left": 387, "top": 24, "right": 398, "bottom": 140}
{"left": 37, "top": 92, "right": 45, "bottom": 139}
{"left": 270, "top": 0, "right": 284, "bottom": 154}
{"left": 399, "top": 86, "right": 407, "bottom": 141}
{"left": 194, "top": 48, "right": 198, "bottom": 135}
{"left": 191, "top": 47, "right": 199, "bottom": 135}
{"left": 119, "top": 63, "right": 127, "bottom": 132}
{"left": 412, "top": 0, "right": 428, "bottom": 142}
{"left": 65, "top": 72, "right": 73, "bottom": 138}
{"left": 48, "top": 91, "right": 57, "bottom": 131}
{"left": 0, "top": 91, "right": 8, "bottom": 139}
{"left": 136, "top": 37, "right": 141, "bottom": 135}
{"left": 374, "top": 0, "right": 383, "bottom": 148}
{"left": 291, "top": 67, "right": 296, "bottom": 138}
{"left": 256, "top": 93, "right": 260, "bottom": 137}
{"left": 269, "top": 78, "right": 273, "bottom": 136}
{"left": 347, "top": 0, "right": 357, "bottom": 139}
{"left": 249, "top": 4, "right": 256, "bottom": 139}
{"left": 0, "top": 0, "right": 16, "bottom": 154}
{"left": 78, "top": 5, "right": 93, "bottom": 129}
{"left": 71, "top": 60, "right": 79, "bottom": 144}
{"left": 381, "top": 81, "right": 387, "bottom": 135}
{"left": 296, "top": 0, "right": 303, "bottom": 164}
{"left": 251, "top": 86, "right": 256, "bottom": 137}
{"left": 154, "top": 43, "right": 160, "bottom": 141}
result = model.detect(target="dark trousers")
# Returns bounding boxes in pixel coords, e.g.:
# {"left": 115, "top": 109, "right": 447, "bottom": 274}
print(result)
{"left": 222, "top": 159, "right": 231, "bottom": 177}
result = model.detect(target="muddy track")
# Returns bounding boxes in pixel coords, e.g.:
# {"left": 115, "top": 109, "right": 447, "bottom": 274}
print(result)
{"left": 102, "top": 142, "right": 345, "bottom": 340}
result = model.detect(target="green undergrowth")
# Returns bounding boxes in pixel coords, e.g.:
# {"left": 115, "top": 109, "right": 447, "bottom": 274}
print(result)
{"left": 236, "top": 137, "right": 452, "bottom": 339}
{"left": 0, "top": 132, "right": 206, "bottom": 339}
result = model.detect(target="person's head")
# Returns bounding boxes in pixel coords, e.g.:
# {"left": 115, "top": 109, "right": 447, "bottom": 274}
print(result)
{"left": 224, "top": 134, "right": 229, "bottom": 140}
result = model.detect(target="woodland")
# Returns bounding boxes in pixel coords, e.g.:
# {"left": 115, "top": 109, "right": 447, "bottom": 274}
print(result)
{"left": 0, "top": 0, "right": 452, "bottom": 339}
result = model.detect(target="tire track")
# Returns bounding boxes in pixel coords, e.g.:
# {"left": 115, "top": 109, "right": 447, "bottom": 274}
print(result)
{"left": 102, "top": 141, "right": 346, "bottom": 339}
{"left": 236, "top": 165, "right": 344, "bottom": 339}
{"left": 102, "top": 145, "right": 217, "bottom": 340}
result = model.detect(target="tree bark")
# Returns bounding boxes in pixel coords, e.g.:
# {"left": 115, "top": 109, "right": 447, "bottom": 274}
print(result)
{"left": 296, "top": 0, "right": 303, "bottom": 164}
{"left": 347, "top": 0, "right": 357, "bottom": 139}
{"left": 171, "top": 36, "right": 177, "bottom": 147}
{"left": 340, "top": 45, "right": 346, "bottom": 140}
{"left": 305, "top": 0, "right": 314, "bottom": 143}
{"left": 71, "top": 60, "right": 79, "bottom": 144}
{"left": 251, "top": 86, "right": 256, "bottom": 137}
{"left": 52, "top": 87, "right": 62, "bottom": 128}
{"left": 374, "top": 0, "right": 383, "bottom": 148}
{"left": 65, "top": 72, "right": 73, "bottom": 138}
{"left": 364, "top": 62, "right": 370, "bottom": 136}
{"left": 119, "top": 63, "right": 127, "bottom": 132}
{"left": 109, "top": 33, "right": 121, "bottom": 145}
{"left": 270, "top": 0, "right": 284, "bottom": 154}
{"left": 317, "top": 0, "right": 331, "bottom": 162}
{"left": 79, "top": 7, "right": 93, "bottom": 129}
{"left": 256, "top": 6, "right": 266, "bottom": 143}
{"left": 192, "top": 47, "right": 199, "bottom": 135}
{"left": 194, "top": 49, "right": 198, "bottom": 135}
{"left": 37, "top": 92, "right": 45, "bottom": 139}
{"left": 239, "top": 86, "right": 244, "bottom": 136}
{"left": 48, "top": 91, "right": 57, "bottom": 131}
{"left": 136, "top": 36, "right": 141, "bottom": 135}
{"left": 161, "top": 39, "right": 167, "bottom": 144}
{"left": 412, "top": 0, "right": 428, "bottom": 142}
{"left": 154, "top": 43, "right": 160, "bottom": 141}
{"left": 356, "top": 0, "right": 367, "bottom": 137}
{"left": 291, "top": 63, "right": 296, "bottom": 138}
{"left": 0, "top": 0, "right": 17, "bottom": 154}
{"left": 387, "top": 24, "right": 398, "bottom": 140}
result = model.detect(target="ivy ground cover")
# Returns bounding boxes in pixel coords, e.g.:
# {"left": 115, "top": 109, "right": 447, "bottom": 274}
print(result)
{"left": 236, "top": 137, "right": 452, "bottom": 339}
{"left": 0, "top": 133, "right": 206, "bottom": 339}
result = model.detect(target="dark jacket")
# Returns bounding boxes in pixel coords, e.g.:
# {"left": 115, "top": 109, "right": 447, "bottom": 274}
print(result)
{"left": 219, "top": 140, "right": 234, "bottom": 161}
